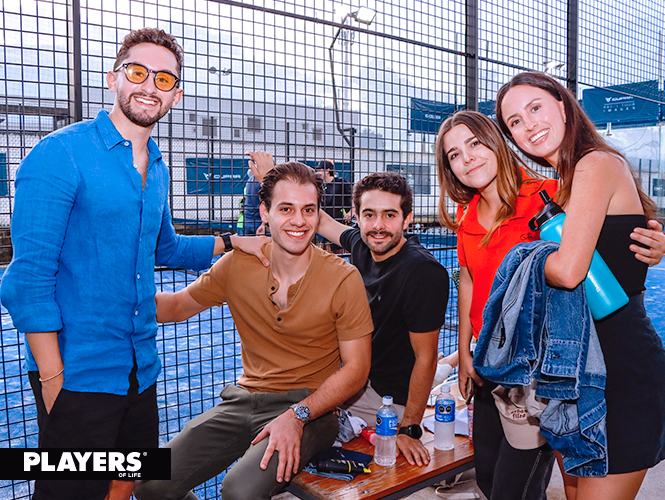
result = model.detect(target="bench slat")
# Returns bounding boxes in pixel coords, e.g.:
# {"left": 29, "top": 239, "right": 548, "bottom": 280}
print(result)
{"left": 288, "top": 435, "right": 474, "bottom": 500}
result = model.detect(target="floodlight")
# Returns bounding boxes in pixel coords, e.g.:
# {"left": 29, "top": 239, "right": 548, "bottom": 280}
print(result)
{"left": 351, "top": 7, "right": 376, "bottom": 25}
{"left": 543, "top": 60, "right": 564, "bottom": 73}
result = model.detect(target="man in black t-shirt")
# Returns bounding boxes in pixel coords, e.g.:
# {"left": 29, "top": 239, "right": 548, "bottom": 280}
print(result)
{"left": 318, "top": 172, "right": 449, "bottom": 467}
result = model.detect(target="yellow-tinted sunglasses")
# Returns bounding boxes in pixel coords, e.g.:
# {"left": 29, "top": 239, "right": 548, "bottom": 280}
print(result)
{"left": 115, "top": 62, "right": 180, "bottom": 92}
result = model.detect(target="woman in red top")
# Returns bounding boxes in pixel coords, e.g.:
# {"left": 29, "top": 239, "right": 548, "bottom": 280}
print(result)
{"left": 436, "top": 110, "right": 558, "bottom": 500}
{"left": 435, "top": 110, "right": 665, "bottom": 500}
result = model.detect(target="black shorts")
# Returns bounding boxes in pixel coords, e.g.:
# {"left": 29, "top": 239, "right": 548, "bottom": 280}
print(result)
{"left": 28, "top": 365, "right": 158, "bottom": 500}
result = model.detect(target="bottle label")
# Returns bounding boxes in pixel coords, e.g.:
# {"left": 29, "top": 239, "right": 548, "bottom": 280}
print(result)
{"left": 376, "top": 413, "right": 398, "bottom": 436}
{"left": 435, "top": 399, "right": 455, "bottom": 423}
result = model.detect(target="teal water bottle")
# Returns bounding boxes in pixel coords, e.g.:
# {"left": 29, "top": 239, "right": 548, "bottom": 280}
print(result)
{"left": 528, "top": 190, "right": 629, "bottom": 320}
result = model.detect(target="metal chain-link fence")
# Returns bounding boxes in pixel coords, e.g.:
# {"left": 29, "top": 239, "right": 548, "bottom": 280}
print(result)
{"left": 1, "top": 1, "right": 664, "bottom": 497}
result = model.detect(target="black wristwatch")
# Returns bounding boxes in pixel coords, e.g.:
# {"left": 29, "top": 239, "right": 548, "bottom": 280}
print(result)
{"left": 289, "top": 403, "right": 311, "bottom": 424}
{"left": 221, "top": 233, "right": 233, "bottom": 252}
{"left": 398, "top": 424, "right": 423, "bottom": 439}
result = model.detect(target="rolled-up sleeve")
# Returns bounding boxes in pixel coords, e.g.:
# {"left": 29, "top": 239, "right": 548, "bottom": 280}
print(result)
{"left": 1, "top": 137, "right": 79, "bottom": 333}
{"left": 154, "top": 195, "right": 215, "bottom": 271}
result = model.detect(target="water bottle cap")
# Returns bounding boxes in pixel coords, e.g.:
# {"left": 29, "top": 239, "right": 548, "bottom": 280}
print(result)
{"left": 441, "top": 384, "right": 451, "bottom": 394}
{"left": 382, "top": 396, "right": 393, "bottom": 405}
{"left": 528, "top": 190, "right": 564, "bottom": 231}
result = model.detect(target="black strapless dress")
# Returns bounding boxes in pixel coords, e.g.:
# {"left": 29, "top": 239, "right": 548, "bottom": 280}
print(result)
{"left": 595, "top": 215, "right": 665, "bottom": 473}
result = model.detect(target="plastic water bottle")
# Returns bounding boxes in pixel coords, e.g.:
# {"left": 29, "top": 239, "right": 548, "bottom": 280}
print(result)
{"left": 528, "top": 190, "right": 629, "bottom": 320}
{"left": 374, "top": 396, "right": 398, "bottom": 466}
{"left": 435, "top": 385, "right": 455, "bottom": 451}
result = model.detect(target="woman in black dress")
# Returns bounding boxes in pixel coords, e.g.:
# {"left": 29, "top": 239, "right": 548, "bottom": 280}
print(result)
{"left": 497, "top": 71, "right": 665, "bottom": 500}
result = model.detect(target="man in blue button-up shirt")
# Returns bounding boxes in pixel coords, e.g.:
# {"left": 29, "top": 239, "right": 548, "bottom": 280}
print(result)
{"left": 1, "top": 28, "right": 236, "bottom": 500}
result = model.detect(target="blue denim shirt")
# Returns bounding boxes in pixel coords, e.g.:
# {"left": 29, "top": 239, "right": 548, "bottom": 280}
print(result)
{"left": 474, "top": 240, "right": 608, "bottom": 477}
{"left": 1, "top": 110, "right": 215, "bottom": 395}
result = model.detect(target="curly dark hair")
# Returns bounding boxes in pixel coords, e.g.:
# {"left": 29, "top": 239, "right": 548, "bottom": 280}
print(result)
{"left": 259, "top": 162, "right": 323, "bottom": 210}
{"left": 352, "top": 172, "right": 413, "bottom": 217}
{"left": 114, "top": 28, "right": 184, "bottom": 77}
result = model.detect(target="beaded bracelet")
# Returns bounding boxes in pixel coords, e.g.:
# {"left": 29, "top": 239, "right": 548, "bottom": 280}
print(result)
{"left": 39, "top": 368, "right": 63, "bottom": 382}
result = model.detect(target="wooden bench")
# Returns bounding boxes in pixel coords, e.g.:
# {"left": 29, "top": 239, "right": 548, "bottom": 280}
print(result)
{"left": 286, "top": 434, "right": 474, "bottom": 500}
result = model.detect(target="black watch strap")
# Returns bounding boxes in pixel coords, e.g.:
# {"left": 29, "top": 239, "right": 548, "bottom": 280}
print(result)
{"left": 398, "top": 424, "right": 423, "bottom": 439}
{"left": 221, "top": 233, "right": 233, "bottom": 252}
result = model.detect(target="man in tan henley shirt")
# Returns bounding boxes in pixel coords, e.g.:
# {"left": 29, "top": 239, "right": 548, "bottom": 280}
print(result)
{"left": 134, "top": 162, "right": 373, "bottom": 500}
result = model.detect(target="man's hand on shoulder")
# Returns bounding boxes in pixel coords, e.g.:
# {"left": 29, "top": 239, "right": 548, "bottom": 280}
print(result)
{"left": 231, "top": 234, "right": 271, "bottom": 266}
{"left": 251, "top": 408, "right": 304, "bottom": 483}
{"left": 396, "top": 432, "right": 430, "bottom": 466}
{"left": 630, "top": 219, "right": 665, "bottom": 266}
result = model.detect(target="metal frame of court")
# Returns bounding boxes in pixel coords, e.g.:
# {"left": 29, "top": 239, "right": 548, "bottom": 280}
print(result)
{"left": 1, "top": 1, "right": 664, "bottom": 498}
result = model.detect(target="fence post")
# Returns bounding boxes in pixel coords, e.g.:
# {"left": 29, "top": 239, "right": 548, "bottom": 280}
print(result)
{"left": 566, "top": 0, "right": 579, "bottom": 97}
{"left": 465, "top": 0, "right": 479, "bottom": 112}
{"left": 67, "top": 0, "right": 83, "bottom": 123}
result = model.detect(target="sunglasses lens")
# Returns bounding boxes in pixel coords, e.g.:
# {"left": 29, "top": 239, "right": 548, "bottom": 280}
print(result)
{"left": 122, "top": 64, "right": 177, "bottom": 91}
{"left": 154, "top": 72, "right": 177, "bottom": 91}
{"left": 125, "top": 64, "right": 148, "bottom": 84}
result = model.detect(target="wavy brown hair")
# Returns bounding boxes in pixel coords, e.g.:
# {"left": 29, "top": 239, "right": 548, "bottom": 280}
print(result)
{"left": 496, "top": 71, "right": 657, "bottom": 220}
{"left": 259, "top": 161, "right": 323, "bottom": 210}
{"left": 114, "top": 28, "right": 184, "bottom": 78}
{"left": 435, "top": 110, "right": 543, "bottom": 246}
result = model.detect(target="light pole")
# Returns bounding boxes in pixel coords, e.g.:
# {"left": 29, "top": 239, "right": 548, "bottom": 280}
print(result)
{"left": 206, "top": 66, "right": 232, "bottom": 226}
{"left": 328, "top": 7, "right": 376, "bottom": 177}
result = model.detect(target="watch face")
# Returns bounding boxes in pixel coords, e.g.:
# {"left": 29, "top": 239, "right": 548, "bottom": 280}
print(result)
{"left": 293, "top": 404, "right": 310, "bottom": 422}
{"left": 410, "top": 424, "right": 423, "bottom": 439}
{"left": 400, "top": 424, "right": 423, "bottom": 439}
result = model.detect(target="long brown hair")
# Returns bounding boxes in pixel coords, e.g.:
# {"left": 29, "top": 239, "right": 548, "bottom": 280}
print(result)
{"left": 435, "top": 110, "right": 543, "bottom": 246}
{"left": 496, "top": 71, "right": 657, "bottom": 220}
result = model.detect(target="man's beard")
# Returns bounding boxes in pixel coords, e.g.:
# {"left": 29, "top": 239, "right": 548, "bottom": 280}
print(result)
{"left": 361, "top": 229, "right": 402, "bottom": 256}
{"left": 118, "top": 91, "right": 169, "bottom": 128}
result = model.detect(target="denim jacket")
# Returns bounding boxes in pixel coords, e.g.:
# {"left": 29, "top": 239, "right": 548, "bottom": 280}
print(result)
{"left": 473, "top": 241, "right": 608, "bottom": 477}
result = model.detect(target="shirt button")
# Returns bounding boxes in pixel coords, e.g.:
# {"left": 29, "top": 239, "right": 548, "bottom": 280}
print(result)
{"left": 137, "top": 274, "right": 141, "bottom": 279}
{"left": 135, "top": 310, "right": 139, "bottom": 316}
{"left": 124, "top": 141, "right": 130, "bottom": 146}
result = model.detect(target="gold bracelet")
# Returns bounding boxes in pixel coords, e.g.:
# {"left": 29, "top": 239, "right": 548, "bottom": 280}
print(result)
{"left": 39, "top": 368, "right": 63, "bottom": 382}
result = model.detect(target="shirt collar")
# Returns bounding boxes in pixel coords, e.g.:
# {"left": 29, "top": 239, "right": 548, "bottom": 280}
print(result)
{"left": 95, "top": 110, "right": 126, "bottom": 150}
{"left": 94, "top": 110, "right": 163, "bottom": 163}
{"left": 265, "top": 243, "right": 327, "bottom": 310}
{"left": 459, "top": 169, "right": 551, "bottom": 236}
{"left": 458, "top": 195, "right": 485, "bottom": 236}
